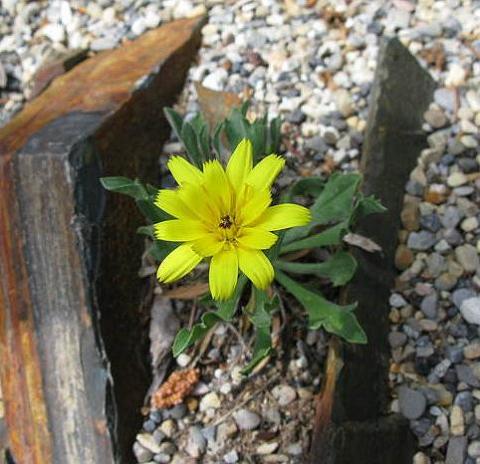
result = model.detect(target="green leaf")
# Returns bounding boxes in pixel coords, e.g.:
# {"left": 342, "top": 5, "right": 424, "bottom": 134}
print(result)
{"left": 172, "top": 276, "right": 247, "bottom": 357}
{"left": 135, "top": 198, "right": 168, "bottom": 223}
{"left": 275, "top": 270, "right": 367, "bottom": 344}
{"left": 137, "top": 225, "right": 154, "bottom": 237}
{"left": 250, "top": 121, "right": 266, "bottom": 162}
{"left": 275, "top": 251, "right": 357, "bottom": 286}
{"left": 282, "top": 177, "right": 324, "bottom": 203}
{"left": 240, "top": 100, "right": 250, "bottom": 117}
{"left": 267, "top": 116, "right": 282, "bottom": 154}
{"left": 241, "top": 289, "right": 276, "bottom": 375}
{"left": 146, "top": 240, "right": 176, "bottom": 262}
{"left": 164, "top": 107, "right": 184, "bottom": 141}
{"left": 224, "top": 108, "right": 249, "bottom": 149}
{"left": 281, "top": 221, "right": 348, "bottom": 254}
{"left": 100, "top": 177, "right": 149, "bottom": 201}
{"left": 198, "top": 125, "right": 212, "bottom": 161}
{"left": 283, "top": 173, "right": 361, "bottom": 245}
{"left": 354, "top": 194, "right": 386, "bottom": 220}
{"left": 180, "top": 122, "right": 202, "bottom": 168}
{"left": 212, "top": 122, "right": 224, "bottom": 158}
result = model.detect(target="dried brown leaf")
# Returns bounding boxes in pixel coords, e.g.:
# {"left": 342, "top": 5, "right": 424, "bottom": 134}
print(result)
{"left": 343, "top": 232, "right": 382, "bottom": 253}
{"left": 163, "top": 282, "right": 209, "bottom": 300}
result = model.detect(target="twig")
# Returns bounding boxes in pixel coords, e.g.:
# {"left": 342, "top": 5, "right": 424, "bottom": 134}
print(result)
{"left": 211, "top": 373, "right": 281, "bottom": 427}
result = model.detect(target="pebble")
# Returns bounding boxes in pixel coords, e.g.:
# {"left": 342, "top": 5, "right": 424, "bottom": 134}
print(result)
{"left": 272, "top": 384, "right": 297, "bottom": 406}
{"left": 133, "top": 442, "right": 154, "bottom": 463}
{"left": 455, "top": 244, "right": 479, "bottom": 273}
{"left": 199, "top": 392, "right": 221, "bottom": 412}
{"left": 461, "top": 298, "right": 480, "bottom": 325}
{"left": 256, "top": 442, "right": 279, "bottom": 455}
{"left": 185, "top": 426, "right": 206, "bottom": 458}
{"left": 233, "top": 409, "right": 261, "bottom": 430}
{"left": 407, "top": 231, "right": 437, "bottom": 251}
{"left": 450, "top": 405, "right": 465, "bottom": 436}
{"left": 398, "top": 387, "right": 427, "bottom": 420}
{"left": 223, "top": 450, "right": 239, "bottom": 463}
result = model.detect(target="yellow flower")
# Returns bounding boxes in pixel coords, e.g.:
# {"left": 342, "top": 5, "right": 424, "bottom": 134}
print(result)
{"left": 154, "top": 139, "right": 311, "bottom": 300}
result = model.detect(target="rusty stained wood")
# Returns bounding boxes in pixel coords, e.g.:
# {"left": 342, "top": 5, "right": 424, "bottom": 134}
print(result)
{"left": 0, "top": 15, "right": 205, "bottom": 464}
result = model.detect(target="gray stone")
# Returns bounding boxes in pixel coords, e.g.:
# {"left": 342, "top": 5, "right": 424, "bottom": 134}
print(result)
{"left": 407, "top": 231, "right": 437, "bottom": 250}
{"left": 186, "top": 426, "right": 206, "bottom": 458}
{"left": 398, "top": 386, "right": 427, "bottom": 419}
{"left": 443, "top": 228, "right": 463, "bottom": 246}
{"left": 223, "top": 450, "right": 239, "bottom": 463}
{"left": 233, "top": 409, "right": 261, "bottom": 430}
{"left": 456, "top": 364, "right": 480, "bottom": 388}
{"left": 455, "top": 244, "right": 479, "bottom": 273}
{"left": 434, "top": 88, "right": 456, "bottom": 112}
{"left": 388, "top": 331, "right": 407, "bottom": 348}
{"left": 134, "top": 442, "right": 154, "bottom": 463}
{"left": 441, "top": 206, "right": 463, "bottom": 229}
{"left": 452, "top": 288, "right": 476, "bottom": 308}
{"left": 424, "top": 107, "right": 447, "bottom": 128}
{"left": 272, "top": 384, "right": 297, "bottom": 406}
{"left": 389, "top": 293, "right": 407, "bottom": 307}
{"left": 446, "top": 436, "right": 467, "bottom": 464}
{"left": 163, "top": 404, "right": 186, "bottom": 420}
{"left": 461, "top": 297, "right": 480, "bottom": 325}
{"left": 420, "top": 293, "right": 438, "bottom": 319}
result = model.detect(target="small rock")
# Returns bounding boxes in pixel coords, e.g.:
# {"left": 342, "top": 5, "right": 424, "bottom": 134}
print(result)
{"left": 455, "top": 244, "right": 479, "bottom": 273}
{"left": 186, "top": 426, "right": 206, "bottom": 458}
{"left": 446, "top": 436, "right": 467, "bottom": 464}
{"left": 233, "top": 409, "right": 261, "bottom": 430}
{"left": 461, "top": 298, "right": 480, "bottom": 325}
{"left": 413, "top": 451, "right": 430, "bottom": 464}
{"left": 199, "top": 392, "right": 221, "bottom": 411}
{"left": 388, "top": 331, "right": 407, "bottom": 348}
{"left": 256, "top": 442, "right": 279, "bottom": 455}
{"left": 176, "top": 353, "right": 191, "bottom": 367}
{"left": 202, "top": 68, "right": 228, "bottom": 91}
{"left": 468, "top": 441, "right": 480, "bottom": 458}
{"left": 137, "top": 433, "right": 162, "bottom": 454}
{"left": 223, "top": 450, "right": 239, "bottom": 463}
{"left": 159, "top": 420, "right": 176, "bottom": 438}
{"left": 133, "top": 442, "right": 154, "bottom": 463}
{"left": 398, "top": 386, "right": 427, "bottom": 420}
{"left": 424, "top": 108, "right": 447, "bottom": 128}
{"left": 461, "top": 217, "right": 478, "bottom": 232}
{"left": 272, "top": 384, "right": 297, "bottom": 406}
{"left": 450, "top": 405, "right": 465, "bottom": 436}
{"left": 335, "top": 89, "right": 354, "bottom": 117}
{"left": 447, "top": 172, "right": 468, "bottom": 187}
{"left": 420, "top": 293, "right": 438, "bottom": 319}
{"left": 395, "top": 245, "right": 414, "bottom": 270}
{"left": 464, "top": 343, "right": 480, "bottom": 359}
{"left": 407, "top": 231, "right": 436, "bottom": 251}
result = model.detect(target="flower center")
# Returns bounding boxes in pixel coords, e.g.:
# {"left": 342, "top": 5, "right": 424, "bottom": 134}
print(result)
{"left": 219, "top": 215, "right": 233, "bottom": 229}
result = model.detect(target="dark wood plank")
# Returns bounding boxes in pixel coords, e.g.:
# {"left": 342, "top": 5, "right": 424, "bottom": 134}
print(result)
{"left": 310, "top": 37, "right": 435, "bottom": 464}
{"left": 0, "top": 16, "right": 205, "bottom": 464}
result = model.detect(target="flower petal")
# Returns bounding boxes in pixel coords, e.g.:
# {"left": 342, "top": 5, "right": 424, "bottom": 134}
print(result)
{"left": 245, "top": 154, "right": 285, "bottom": 190}
{"left": 157, "top": 244, "right": 202, "bottom": 283}
{"left": 155, "top": 189, "right": 197, "bottom": 219}
{"left": 202, "top": 159, "right": 232, "bottom": 213}
{"left": 226, "top": 138, "right": 253, "bottom": 193}
{"left": 254, "top": 204, "right": 311, "bottom": 231}
{"left": 209, "top": 249, "right": 238, "bottom": 300}
{"left": 237, "top": 227, "right": 277, "bottom": 250}
{"left": 237, "top": 248, "right": 274, "bottom": 290}
{"left": 178, "top": 183, "right": 218, "bottom": 227}
{"left": 168, "top": 156, "right": 203, "bottom": 186}
{"left": 237, "top": 185, "right": 272, "bottom": 226}
{"left": 191, "top": 234, "right": 224, "bottom": 257}
{"left": 154, "top": 219, "right": 208, "bottom": 241}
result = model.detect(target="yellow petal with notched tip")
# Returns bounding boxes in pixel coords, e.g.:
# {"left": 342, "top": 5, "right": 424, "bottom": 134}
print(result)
{"left": 191, "top": 234, "right": 224, "bottom": 257}
{"left": 253, "top": 204, "right": 311, "bottom": 231}
{"left": 209, "top": 249, "right": 238, "bottom": 300}
{"left": 168, "top": 156, "right": 203, "bottom": 186}
{"left": 226, "top": 138, "right": 253, "bottom": 193}
{"left": 245, "top": 154, "right": 285, "bottom": 190}
{"left": 236, "top": 185, "right": 272, "bottom": 226}
{"left": 202, "top": 159, "right": 232, "bottom": 213}
{"left": 157, "top": 244, "right": 202, "bottom": 283}
{"left": 237, "top": 248, "right": 274, "bottom": 289}
{"left": 178, "top": 183, "right": 218, "bottom": 227}
{"left": 155, "top": 189, "right": 197, "bottom": 220}
{"left": 154, "top": 219, "right": 208, "bottom": 242}
{"left": 237, "top": 227, "right": 277, "bottom": 249}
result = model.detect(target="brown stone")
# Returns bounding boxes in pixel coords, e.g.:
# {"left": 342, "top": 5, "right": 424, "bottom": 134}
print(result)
{"left": 395, "top": 244, "right": 414, "bottom": 270}
{"left": 0, "top": 16, "right": 205, "bottom": 464}
{"left": 400, "top": 197, "right": 420, "bottom": 231}
{"left": 424, "top": 188, "right": 447, "bottom": 205}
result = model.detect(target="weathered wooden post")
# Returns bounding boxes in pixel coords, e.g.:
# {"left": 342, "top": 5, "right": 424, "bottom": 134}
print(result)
{"left": 310, "top": 37, "right": 435, "bottom": 463}
{"left": 0, "top": 16, "right": 205, "bottom": 464}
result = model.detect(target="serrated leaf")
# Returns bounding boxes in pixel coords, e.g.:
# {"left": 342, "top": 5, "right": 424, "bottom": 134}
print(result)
{"left": 180, "top": 122, "right": 202, "bottom": 167}
{"left": 224, "top": 108, "right": 249, "bottom": 149}
{"left": 172, "top": 276, "right": 247, "bottom": 357}
{"left": 353, "top": 194, "right": 386, "bottom": 222}
{"left": 164, "top": 107, "right": 184, "bottom": 141}
{"left": 283, "top": 173, "right": 361, "bottom": 245}
{"left": 100, "top": 176, "right": 148, "bottom": 200}
{"left": 280, "top": 220, "right": 348, "bottom": 254}
{"left": 275, "top": 270, "right": 367, "bottom": 344}
{"left": 282, "top": 177, "right": 324, "bottom": 203}
{"left": 275, "top": 250, "right": 357, "bottom": 286}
